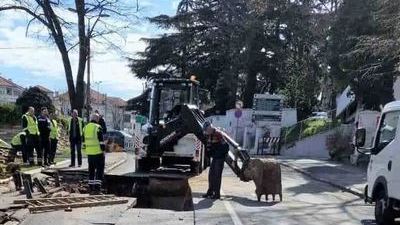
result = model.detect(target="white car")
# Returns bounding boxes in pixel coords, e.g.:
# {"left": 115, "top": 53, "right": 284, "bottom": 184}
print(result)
{"left": 356, "top": 101, "right": 400, "bottom": 225}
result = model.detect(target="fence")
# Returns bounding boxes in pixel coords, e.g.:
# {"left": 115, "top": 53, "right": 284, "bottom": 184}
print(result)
{"left": 280, "top": 118, "right": 341, "bottom": 147}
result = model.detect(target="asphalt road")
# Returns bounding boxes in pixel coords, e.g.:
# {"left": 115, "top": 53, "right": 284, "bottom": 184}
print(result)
{"left": 18, "top": 157, "right": 377, "bottom": 225}
{"left": 190, "top": 165, "right": 376, "bottom": 225}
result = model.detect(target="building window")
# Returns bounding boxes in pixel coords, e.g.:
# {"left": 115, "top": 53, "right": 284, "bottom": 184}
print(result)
{"left": 13, "top": 90, "right": 21, "bottom": 96}
{"left": 6, "top": 88, "right": 12, "bottom": 95}
{"left": 0, "top": 88, "right": 6, "bottom": 95}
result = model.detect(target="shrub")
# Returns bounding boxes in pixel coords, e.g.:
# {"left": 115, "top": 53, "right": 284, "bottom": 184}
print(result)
{"left": 281, "top": 118, "right": 340, "bottom": 145}
{"left": 0, "top": 104, "right": 20, "bottom": 125}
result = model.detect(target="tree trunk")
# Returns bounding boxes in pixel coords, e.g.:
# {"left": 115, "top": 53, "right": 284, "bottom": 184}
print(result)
{"left": 243, "top": 68, "right": 257, "bottom": 108}
{"left": 75, "top": 0, "right": 88, "bottom": 116}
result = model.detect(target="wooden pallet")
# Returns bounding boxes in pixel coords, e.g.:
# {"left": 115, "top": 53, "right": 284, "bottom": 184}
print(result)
{"left": 14, "top": 195, "right": 129, "bottom": 212}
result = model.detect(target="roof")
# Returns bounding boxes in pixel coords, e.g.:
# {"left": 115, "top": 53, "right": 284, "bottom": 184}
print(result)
{"left": 35, "top": 85, "right": 53, "bottom": 93}
{"left": 59, "top": 85, "right": 126, "bottom": 107}
{"left": 107, "top": 96, "right": 127, "bottom": 107}
{"left": 0, "top": 76, "right": 24, "bottom": 90}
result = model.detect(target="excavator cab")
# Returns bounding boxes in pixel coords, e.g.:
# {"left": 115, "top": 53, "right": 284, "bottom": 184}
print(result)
{"left": 136, "top": 78, "right": 207, "bottom": 173}
{"left": 135, "top": 77, "right": 249, "bottom": 179}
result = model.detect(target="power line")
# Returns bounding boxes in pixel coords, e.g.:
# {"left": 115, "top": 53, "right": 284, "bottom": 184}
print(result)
{"left": 0, "top": 46, "right": 51, "bottom": 49}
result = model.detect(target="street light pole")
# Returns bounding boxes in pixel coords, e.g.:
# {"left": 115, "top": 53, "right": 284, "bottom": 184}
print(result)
{"left": 86, "top": 18, "right": 91, "bottom": 122}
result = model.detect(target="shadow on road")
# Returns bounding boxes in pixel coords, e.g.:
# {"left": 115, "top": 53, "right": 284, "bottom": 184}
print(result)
{"left": 223, "top": 195, "right": 279, "bottom": 207}
{"left": 193, "top": 198, "right": 217, "bottom": 210}
{"left": 192, "top": 192, "right": 279, "bottom": 209}
{"left": 361, "top": 219, "right": 376, "bottom": 225}
{"left": 286, "top": 180, "right": 339, "bottom": 195}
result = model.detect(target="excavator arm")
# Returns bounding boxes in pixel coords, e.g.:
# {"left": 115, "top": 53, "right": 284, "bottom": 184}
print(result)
{"left": 153, "top": 104, "right": 250, "bottom": 178}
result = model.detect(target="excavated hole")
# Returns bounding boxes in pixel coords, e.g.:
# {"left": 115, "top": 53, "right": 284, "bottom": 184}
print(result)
{"left": 134, "top": 178, "right": 194, "bottom": 211}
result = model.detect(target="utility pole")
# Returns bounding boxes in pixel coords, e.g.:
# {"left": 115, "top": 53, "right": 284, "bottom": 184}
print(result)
{"left": 86, "top": 19, "right": 91, "bottom": 122}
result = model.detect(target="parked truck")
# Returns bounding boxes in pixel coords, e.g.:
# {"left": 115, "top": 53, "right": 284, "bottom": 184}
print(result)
{"left": 356, "top": 101, "right": 400, "bottom": 225}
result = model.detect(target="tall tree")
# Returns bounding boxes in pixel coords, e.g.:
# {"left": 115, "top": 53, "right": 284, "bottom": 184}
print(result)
{"left": 328, "top": 0, "right": 396, "bottom": 110}
{"left": 0, "top": 0, "right": 135, "bottom": 115}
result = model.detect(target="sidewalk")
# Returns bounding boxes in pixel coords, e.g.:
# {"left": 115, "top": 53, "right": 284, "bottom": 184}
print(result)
{"left": 277, "top": 156, "right": 367, "bottom": 198}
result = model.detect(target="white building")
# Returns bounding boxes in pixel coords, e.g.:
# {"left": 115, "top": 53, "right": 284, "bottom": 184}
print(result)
{"left": 0, "top": 75, "right": 24, "bottom": 104}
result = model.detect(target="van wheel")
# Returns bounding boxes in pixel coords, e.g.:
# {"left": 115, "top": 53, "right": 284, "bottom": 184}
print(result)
{"left": 375, "top": 190, "right": 395, "bottom": 225}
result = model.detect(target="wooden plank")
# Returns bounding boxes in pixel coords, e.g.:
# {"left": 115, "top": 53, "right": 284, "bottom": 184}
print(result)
{"left": 33, "top": 178, "right": 47, "bottom": 194}
{"left": 14, "top": 195, "right": 116, "bottom": 204}
{"left": 28, "top": 199, "right": 129, "bottom": 212}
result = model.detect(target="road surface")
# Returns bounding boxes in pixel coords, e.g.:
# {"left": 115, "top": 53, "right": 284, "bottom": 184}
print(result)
{"left": 190, "top": 165, "right": 376, "bottom": 225}
{"left": 19, "top": 156, "right": 377, "bottom": 225}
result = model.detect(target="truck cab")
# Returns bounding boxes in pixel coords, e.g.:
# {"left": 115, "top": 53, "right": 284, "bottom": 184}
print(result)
{"left": 356, "top": 101, "right": 400, "bottom": 225}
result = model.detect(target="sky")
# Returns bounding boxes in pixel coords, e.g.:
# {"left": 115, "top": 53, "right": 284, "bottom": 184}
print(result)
{"left": 0, "top": 0, "right": 180, "bottom": 100}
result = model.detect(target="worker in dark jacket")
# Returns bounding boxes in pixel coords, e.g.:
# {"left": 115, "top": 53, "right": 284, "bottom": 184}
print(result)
{"left": 68, "top": 109, "right": 84, "bottom": 167}
{"left": 8, "top": 131, "right": 27, "bottom": 163}
{"left": 83, "top": 113, "right": 105, "bottom": 195}
{"left": 94, "top": 110, "right": 107, "bottom": 134}
{"left": 202, "top": 121, "right": 229, "bottom": 200}
{"left": 38, "top": 107, "right": 51, "bottom": 166}
{"left": 22, "top": 106, "right": 40, "bottom": 166}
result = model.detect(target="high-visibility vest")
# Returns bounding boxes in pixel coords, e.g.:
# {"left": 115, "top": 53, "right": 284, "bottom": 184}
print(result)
{"left": 83, "top": 123, "right": 102, "bottom": 155}
{"left": 68, "top": 117, "right": 83, "bottom": 136}
{"left": 11, "top": 132, "right": 26, "bottom": 146}
{"left": 50, "top": 119, "right": 59, "bottom": 140}
{"left": 22, "top": 113, "right": 39, "bottom": 135}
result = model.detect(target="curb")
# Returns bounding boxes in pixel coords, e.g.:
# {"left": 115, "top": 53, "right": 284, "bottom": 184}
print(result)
{"left": 280, "top": 161, "right": 364, "bottom": 198}
{"left": 105, "top": 157, "right": 127, "bottom": 173}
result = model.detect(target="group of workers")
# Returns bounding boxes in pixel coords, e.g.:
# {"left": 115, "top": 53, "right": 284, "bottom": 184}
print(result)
{"left": 8, "top": 107, "right": 107, "bottom": 194}
{"left": 9, "top": 106, "right": 59, "bottom": 166}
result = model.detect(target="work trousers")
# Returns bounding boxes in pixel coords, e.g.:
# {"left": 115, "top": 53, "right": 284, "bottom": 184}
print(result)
{"left": 26, "top": 134, "right": 40, "bottom": 165}
{"left": 9, "top": 144, "right": 27, "bottom": 163}
{"left": 88, "top": 153, "right": 105, "bottom": 192}
{"left": 40, "top": 136, "right": 50, "bottom": 165}
{"left": 70, "top": 137, "right": 82, "bottom": 166}
{"left": 207, "top": 158, "right": 225, "bottom": 196}
{"left": 49, "top": 139, "right": 58, "bottom": 164}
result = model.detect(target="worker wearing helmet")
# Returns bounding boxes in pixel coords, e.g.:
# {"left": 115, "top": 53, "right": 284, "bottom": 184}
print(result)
{"left": 202, "top": 121, "right": 229, "bottom": 200}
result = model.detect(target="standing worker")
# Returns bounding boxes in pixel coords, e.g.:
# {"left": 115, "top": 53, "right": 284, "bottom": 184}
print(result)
{"left": 68, "top": 109, "right": 84, "bottom": 167}
{"left": 22, "top": 107, "right": 40, "bottom": 166}
{"left": 83, "top": 113, "right": 105, "bottom": 195}
{"left": 49, "top": 113, "right": 59, "bottom": 165}
{"left": 202, "top": 121, "right": 229, "bottom": 200}
{"left": 8, "top": 131, "right": 27, "bottom": 163}
{"left": 38, "top": 107, "right": 51, "bottom": 166}
{"left": 94, "top": 110, "right": 107, "bottom": 134}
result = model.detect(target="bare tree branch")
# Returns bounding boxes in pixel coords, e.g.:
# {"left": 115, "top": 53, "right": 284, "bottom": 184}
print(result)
{"left": 0, "top": 5, "right": 49, "bottom": 27}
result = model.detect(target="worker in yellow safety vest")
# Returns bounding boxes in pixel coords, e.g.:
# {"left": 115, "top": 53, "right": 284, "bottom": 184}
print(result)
{"left": 8, "top": 131, "right": 27, "bottom": 163}
{"left": 49, "top": 113, "right": 59, "bottom": 165}
{"left": 22, "top": 106, "right": 40, "bottom": 166}
{"left": 83, "top": 113, "right": 105, "bottom": 195}
{"left": 67, "top": 109, "right": 84, "bottom": 167}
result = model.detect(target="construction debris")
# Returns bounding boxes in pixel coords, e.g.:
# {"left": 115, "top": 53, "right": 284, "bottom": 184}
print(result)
{"left": 14, "top": 195, "right": 129, "bottom": 213}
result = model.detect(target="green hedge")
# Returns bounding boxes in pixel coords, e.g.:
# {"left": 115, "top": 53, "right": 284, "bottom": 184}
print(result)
{"left": 281, "top": 118, "right": 340, "bottom": 145}
{"left": 0, "top": 104, "right": 20, "bottom": 125}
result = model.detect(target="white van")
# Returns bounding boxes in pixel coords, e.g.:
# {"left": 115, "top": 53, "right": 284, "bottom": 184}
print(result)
{"left": 356, "top": 101, "right": 400, "bottom": 225}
